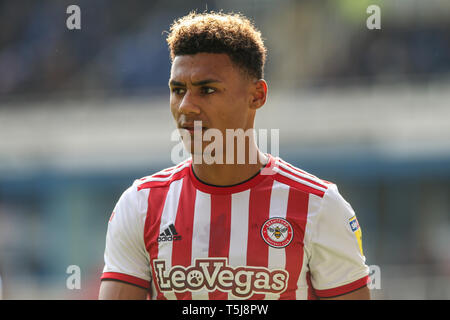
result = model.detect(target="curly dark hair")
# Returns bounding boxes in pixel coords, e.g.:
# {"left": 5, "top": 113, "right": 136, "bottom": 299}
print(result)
{"left": 166, "top": 11, "right": 267, "bottom": 79}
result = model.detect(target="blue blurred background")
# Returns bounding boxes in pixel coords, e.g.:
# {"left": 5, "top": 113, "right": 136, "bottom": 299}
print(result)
{"left": 0, "top": 0, "right": 449, "bottom": 299}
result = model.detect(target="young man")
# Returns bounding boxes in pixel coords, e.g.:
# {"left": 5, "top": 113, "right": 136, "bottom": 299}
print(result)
{"left": 99, "top": 11, "right": 370, "bottom": 300}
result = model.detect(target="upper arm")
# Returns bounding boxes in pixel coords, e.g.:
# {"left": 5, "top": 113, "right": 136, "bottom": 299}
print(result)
{"left": 307, "top": 184, "right": 370, "bottom": 298}
{"left": 99, "top": 280, "right": 148, "bottom": 300}
{"left": 100, "top": 185, "right": 152, "bottom": 292}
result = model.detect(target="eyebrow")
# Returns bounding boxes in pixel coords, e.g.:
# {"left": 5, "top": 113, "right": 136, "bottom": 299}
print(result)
{"left": 168, "top": 79, "right": 222, "bottom": 87}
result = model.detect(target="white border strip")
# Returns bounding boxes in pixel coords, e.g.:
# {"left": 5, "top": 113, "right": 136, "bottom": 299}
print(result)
{"left": 276, "top": 160, "right": 327, "bottom": 189}
{"left": 273, "top": 167, "right": 327, "bottom": 193}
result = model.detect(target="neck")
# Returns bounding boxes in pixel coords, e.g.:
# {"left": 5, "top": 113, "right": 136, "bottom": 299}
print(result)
{"left": 191, "top": 145, "right": 268, "bottom": 187}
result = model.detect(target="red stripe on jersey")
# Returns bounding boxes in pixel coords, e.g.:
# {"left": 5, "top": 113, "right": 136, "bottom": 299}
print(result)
{"left": 101, "top": 272, "right": 150, "bottom": 290}
{"left": 208, "top": 194, "right": 232, "bottom": 300}
{"left": 279, "top": 188, "right": 309, "bottom": 299}
{"left": 314, "top": 275, "right": 370, "bottom": 298}
{"left": 246, "top": 178, "right": 274, "bottom": 300}
{"left": 273, "top": 172, "right": 325, "bottom": 198}
{"left": 137, "top": 166, "right": 189, "bottom": 191}
{"left": 150, "top": 162, "right": 190, "bottom": 179}
{"left": 144, "top": 186, "right": 170, "bottom": 300}
{"left": 163, "top": 160, "right": 189, "bottom": 172}
{"left": 171, "top": 178, "right": 196, "bottom": 300}
{"left": 277, "top": 159, "right": 329, "bottom": 184}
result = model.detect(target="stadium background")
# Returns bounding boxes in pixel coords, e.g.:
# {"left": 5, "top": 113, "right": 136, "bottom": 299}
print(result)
{"left": 0, "top": 0, "right": 449, "bottom": 299}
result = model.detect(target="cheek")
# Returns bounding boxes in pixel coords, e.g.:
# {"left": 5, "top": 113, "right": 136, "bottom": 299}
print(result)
{"left": 170, "top": 98, "right": 178, "bottom": 118}
{"left": 223, "top": 95, "right": 250, "bottom": 126}
{"left": 214, "top": 109, "right": 245, "bottom": 131}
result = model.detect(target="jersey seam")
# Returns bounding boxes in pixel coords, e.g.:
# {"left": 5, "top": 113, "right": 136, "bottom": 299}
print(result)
{"left": 308, "top": 185, "right": 331, "bottom": 252}
{"left": 306, "top": 185, "right": 333, "bottom": 286}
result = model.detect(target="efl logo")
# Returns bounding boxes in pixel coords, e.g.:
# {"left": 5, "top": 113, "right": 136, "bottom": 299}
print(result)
{"left": 261, "top": 217, "right": 294, "bottom": 248}
{"left": 349, "top": 216, "right": 363, "bottom": 256}
{"left": 349, "top": 216, "right": 360, "bottom": 232}
{"left": 153, "top": 258, "right": 289, "bottom": 298}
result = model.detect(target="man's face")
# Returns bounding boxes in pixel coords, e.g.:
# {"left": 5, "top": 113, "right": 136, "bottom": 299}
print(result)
{"left": 169, "top": 53, "right": 256, "bottom": 156}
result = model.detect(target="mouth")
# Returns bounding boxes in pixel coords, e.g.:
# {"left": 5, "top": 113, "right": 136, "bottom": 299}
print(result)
{"left": 180, "top": 124, "right": 207, "bottom": 133}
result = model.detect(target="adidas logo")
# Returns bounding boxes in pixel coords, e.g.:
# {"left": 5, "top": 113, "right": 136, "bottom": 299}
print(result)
{"left": 158, "top": 224, "right": 182, "bottom": 242}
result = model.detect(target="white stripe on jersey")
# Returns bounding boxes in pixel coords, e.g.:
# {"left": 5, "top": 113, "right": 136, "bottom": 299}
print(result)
{"left": 273, "top": 165, "right": 327, "bottom": 193}
{"left": 276, "top": 160, "right": 327, "bottom": 188}
{"left": 190, "top": 189, "right": 211, "bottom": 300}
{"left": 266, "top": 180, "right": 290, "bottom": 300}
{"left": 158, "top": 178, "right": 184, "bottom": 300}
{"left": 304, "top": 193, "right": 323, "bottom": 254}
{"left": 228, "top": 190, "right": 250, "bottom": 300}
{"left": 298, "top": 192, "right": 325, "bottom": 299}
{"left": 276, "top": 158, "right": 323, "bottom": 179}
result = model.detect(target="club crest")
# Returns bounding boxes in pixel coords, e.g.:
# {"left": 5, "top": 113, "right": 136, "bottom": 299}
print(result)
{"left": 261, "top": 217, "right": 293, "bottom": 248}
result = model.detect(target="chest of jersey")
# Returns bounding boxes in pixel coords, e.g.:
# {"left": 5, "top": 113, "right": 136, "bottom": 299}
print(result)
{"left": 144, "top": 178, "right": 310, "bottom": 299}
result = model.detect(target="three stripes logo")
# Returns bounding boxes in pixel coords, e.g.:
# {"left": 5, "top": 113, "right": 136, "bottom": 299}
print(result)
{"left": 158, "top": 224, "right": 182, "bottom": 243}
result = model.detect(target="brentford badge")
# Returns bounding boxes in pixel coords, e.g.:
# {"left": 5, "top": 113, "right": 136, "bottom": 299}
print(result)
{"left": 261, "top": 217, "right": 294, "bottom": 248}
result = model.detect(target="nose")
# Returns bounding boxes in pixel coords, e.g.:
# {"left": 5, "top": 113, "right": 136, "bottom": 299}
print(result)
{"left": 178, "top": 90, "right": 200, "bottom": 115}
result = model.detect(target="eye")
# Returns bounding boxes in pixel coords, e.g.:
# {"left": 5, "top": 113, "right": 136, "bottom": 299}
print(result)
{"left": 201, "top": 87, "right": 215, "bottom": 94}
{"left": 171, "top": 87, "right": 185, "bottom": 95}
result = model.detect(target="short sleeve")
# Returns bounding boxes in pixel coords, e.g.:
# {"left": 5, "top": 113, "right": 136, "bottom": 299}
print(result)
{"left": 307, "top": 184, "right": 370, "bottom": 298}
{"left": 101, "top": 184, "right": 151, "bottom": 289}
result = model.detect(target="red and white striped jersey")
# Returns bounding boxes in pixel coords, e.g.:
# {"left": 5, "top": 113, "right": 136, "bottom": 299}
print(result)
{"left": 101, "top": 154, "right": 370, "bottom": 299}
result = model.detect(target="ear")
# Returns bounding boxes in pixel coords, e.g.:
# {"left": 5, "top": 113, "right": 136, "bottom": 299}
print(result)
{"left": 249, "top": 79, "right": 268, "bottom": 110}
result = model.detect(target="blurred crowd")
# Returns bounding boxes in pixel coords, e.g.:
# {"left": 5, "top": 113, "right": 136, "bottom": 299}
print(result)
{"left": 1, "top": 0, "right": 449, "bottom": 100}
{"left": 0, "top": 0, "right": 450, "bottom": 299}
{"left": 0, "top": 0, "right": 172, "bottom": 99}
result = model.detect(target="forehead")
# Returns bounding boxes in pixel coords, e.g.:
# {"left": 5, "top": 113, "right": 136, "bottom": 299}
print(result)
{"left": 170, "top": 53, "right": 240, "bottom": 82}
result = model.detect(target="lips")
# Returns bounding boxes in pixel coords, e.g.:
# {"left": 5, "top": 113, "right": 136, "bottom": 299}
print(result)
{"left": 180, "top": 123, "right": 207, "bottom": 132}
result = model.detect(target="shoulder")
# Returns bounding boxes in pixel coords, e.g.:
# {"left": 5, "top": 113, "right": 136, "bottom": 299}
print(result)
{"left": 113, "top": 159, "right": 191, "bottom": 213}
{"left": 133, "top": 159, "right": 192, "bottom": 191}
{"left": 270, "top": 157, "right": 355, "bottom": 225}
{"left": 271, "top": 156, "right": 334, "bottom": 198}
{"left": 307, "top": 182, "right": 358, "bottom": 247}
{"left": 310, "top": 183, "right": 356, "bottom": 232}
